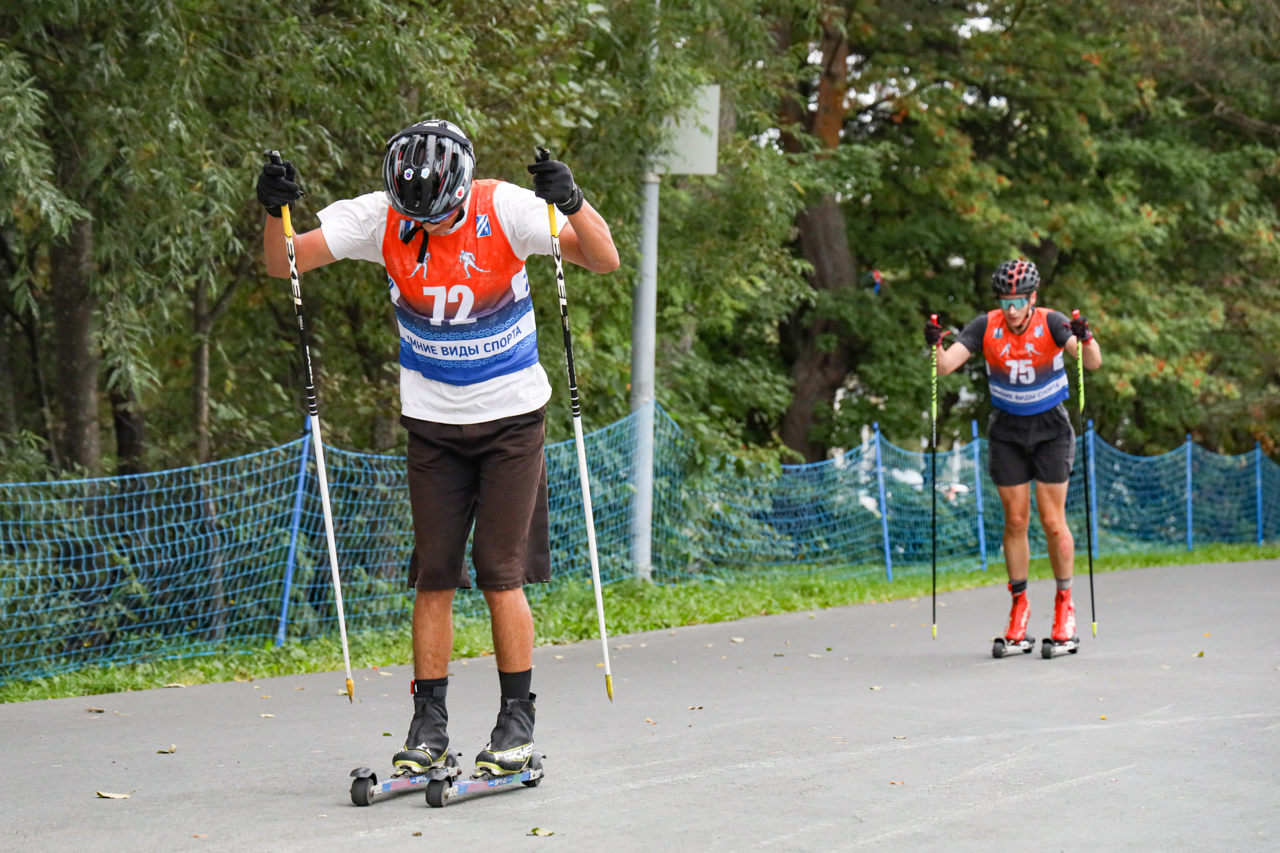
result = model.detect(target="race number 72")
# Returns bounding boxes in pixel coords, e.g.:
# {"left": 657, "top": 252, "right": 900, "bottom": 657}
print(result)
{"left": 1005, "top": 359, "right": 1035, "bottom": 385}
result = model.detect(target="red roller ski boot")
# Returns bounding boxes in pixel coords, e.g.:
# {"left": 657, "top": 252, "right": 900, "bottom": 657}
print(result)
{"left": 1041, "top": 586, "right": 1080, "bottom": 658}
{"left": 992, "top": 583, "right": 1035, "bottom": 658}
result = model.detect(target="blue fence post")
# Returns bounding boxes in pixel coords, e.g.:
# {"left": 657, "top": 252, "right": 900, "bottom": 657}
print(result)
{"left": 1257, "top": 441, "right": 1264, "bottom": 546}
{"left": 1087, "top": 419, "right": 1098, "bottom": 560}
{"left": 276, "top": 417, "right": 313, "bottom": 646}
{"left": 972, "top": 420, "right": 986, "bottom": 571}
{"left": 1185, "top": 434, "right": 1194, "bottom": 551}
{"left": 874, "top": 423, "right": 892, "bottom": 581}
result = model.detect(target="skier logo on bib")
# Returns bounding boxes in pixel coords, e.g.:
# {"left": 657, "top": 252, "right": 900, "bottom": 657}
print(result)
{"left": 459, "top": 250, "right": 489, "bottom": 278}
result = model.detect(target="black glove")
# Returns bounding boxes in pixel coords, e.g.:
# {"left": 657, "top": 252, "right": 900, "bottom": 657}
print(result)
{"left": 924, "top": 318, "right": 949, "bottom": 347}
{"left": 257, "top": 150, "right": 304, "bottom": 218}
{"left": 1070, "top": 313, "right": 1093, "bottom": 344}
{"left": 527, "top": 147, "right": 584, "bottom": 215}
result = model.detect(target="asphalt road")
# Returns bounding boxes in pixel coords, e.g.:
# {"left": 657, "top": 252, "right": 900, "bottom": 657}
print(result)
{"left": 2, "top": 560, "right": 1277, "bottom": 851}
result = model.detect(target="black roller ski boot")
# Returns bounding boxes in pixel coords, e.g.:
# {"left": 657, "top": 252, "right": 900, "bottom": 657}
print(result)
{"left": 393, "top": 680, "right": 450, "bottom": 774}
{"left": 474, "top": 693, "right": 536, "bottom": 777}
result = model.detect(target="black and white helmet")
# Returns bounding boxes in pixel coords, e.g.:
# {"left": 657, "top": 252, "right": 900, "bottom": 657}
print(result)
{"left": 383, "top": 119, "right": 475, "bottom": 221}
{"left": 991, "top": 258, "right": 1040, "bottom": 296}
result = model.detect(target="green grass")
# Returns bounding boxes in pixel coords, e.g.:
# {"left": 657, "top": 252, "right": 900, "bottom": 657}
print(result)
{"left": 3, "top": 542, "right": 1275, "bottom": 704}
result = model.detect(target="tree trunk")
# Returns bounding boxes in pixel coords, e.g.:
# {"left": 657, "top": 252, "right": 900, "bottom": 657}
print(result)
{"left": 110, "top": 385, "right": 147, "bottom": 475}
{"left": 193, "top": 255, "right": 250, "bottom": 464}
{"left": 778, "top": 9, "right": 858, "bottom": 462}
{"left": 780, "top": 197, "right": 859, "bottom": 461}
{"left": 50, "top": 217, "right": 101, "bottom": 473}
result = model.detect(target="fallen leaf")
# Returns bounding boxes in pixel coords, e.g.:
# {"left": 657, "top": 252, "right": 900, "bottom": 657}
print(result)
{"left": 86, "top": 707, "right": 105, "bottom": 714}
{"left": 595, "top": 662, "right": 604, "bottom": 668}
{"left": 894, "top": 736, "right": 907, "bottom": 740}
{"left": 293, "top": 687, "right": 304, "bottom": 691}
{"left": 688, "top": 706, "right": 703, "bottom": 710}
{"left": 809, "top": 654, "right": 821, "bottom": 658}
{"left": 336, "top": 690, "right": 349, "bottom": 696}
{"left": 157, "top": 744, "right": 176, "bottom": 754}
{"left": 774, "top": 653, "right": 785, "bottom": 657}
{"left": 379, "top": 671, "right": 394, "bottom": 677}
{"left": 730, "top": 637, "right": 744, "bottom": 644}
{"left": 528, "top": 828, "right": 554, "bottom": 837}
{"left": 645, "top": 717, "right": 656, "bottom": 725}
{"left": 889, "top": 781, "right": 904, "bottom": 785}
{"left": 383, "top": 732, "right": 393, "bottom": 736}
{"left": 554, "top": 655, "right": 564, "bottom": 660}
{"left": 826, "top": 647, "right": 832, "bottom": 651}
{"left": 114, "top": 711, "right": 130, "bottom": 717}
{"left": 412, "top": 831, "right": 422, "bottom": 836}
{"left": 1100, "top": 715, "right": 1107, "bottom": 720}
{"left": 1160, "top": 665, "right": 1172, "bottom": 669}
{"left": 192, "top": 833, "right": 207, "bottom": 838}
{"left": 890, "top": 623, "right": 896, "bottom": 628}
{"left": 261, "top": 713, "right": 275, "bottom": 718}
{"left": 96, "top": 791, "right": 133, "bottom": 799}
{"left": 260, "top": 695, "right": 271, "bottom": 699}
{"left": 1203, "top": 632, "right": 1211, "bottom": 637}
{"left": 164, "top": 683, "right": 186, "bottom": 689}
{"left": 639, "top": 643, "right": 647, "bottom": 647}
{"left": 869, "top": 686, "right": 883, "bottom": 691}
{"left": 615, "top": 644, "right": 631, "bottom": 649}
{"left": 1195, "top": 651, "right": 1204, "bottom": 657}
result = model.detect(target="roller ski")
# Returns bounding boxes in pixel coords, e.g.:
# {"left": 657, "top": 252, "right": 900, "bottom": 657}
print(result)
{"left": 351, "top": 678, "right": 454, "bottom": 805}
{"left": 992, "top": 582, "right": 1035, "bottom": 658}
{"left": 423, "top": 693, "right": 545, "bottom": 808}
{"left": 1041, "top": 586, "right": 1080, "bottom": 658}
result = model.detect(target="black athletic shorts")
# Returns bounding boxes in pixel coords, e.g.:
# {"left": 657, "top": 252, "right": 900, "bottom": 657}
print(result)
{"left": 402, "top": 408, "right": 552, "bottom": 592}
{"left": 987, "top": 403, "right": 1076, "bottom": 487}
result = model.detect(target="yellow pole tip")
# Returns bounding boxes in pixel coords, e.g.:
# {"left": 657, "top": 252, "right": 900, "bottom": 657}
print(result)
{"left": 605, "top": 674, "right": 614, "bottom": 702}
{"left": 345, "top": 678, "right": 354, "bottom": 703}
{"left": 932, "top": 624, "right": 937, "bottom": 639}
{"left": 1092, "top": 622, "right": 1098, "bottom": 637}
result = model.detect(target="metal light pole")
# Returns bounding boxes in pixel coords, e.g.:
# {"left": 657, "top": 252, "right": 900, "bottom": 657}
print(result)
{"left": 629, "top": 85, "right": 720, "bottom": 582}
{"left": 630, "top": 172, "right": 661, "bottom": 582}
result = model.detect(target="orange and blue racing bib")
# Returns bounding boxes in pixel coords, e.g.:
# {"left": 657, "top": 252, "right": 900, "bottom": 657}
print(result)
{"left": 382, "top": 180, "right": 536, "bottom": 385}
{"left": 982, "top": 308, "right": 1068, "bottom": 416}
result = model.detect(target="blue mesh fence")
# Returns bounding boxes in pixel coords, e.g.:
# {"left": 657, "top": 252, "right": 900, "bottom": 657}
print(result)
{"left": 1, "top": 405, "right": 1275, "bottom": 682}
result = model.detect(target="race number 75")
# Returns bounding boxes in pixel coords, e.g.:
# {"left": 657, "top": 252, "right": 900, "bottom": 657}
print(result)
{"left": 1005, "top": 359, "right": 1035, "bottom": 385}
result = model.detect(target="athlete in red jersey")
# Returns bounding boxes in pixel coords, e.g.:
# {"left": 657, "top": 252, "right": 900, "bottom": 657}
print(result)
{"left": 259, "top": 121, "right": 618, "bottom": 777}
{"left": 925, "top": 260, "right": 1101, "bottom": 656}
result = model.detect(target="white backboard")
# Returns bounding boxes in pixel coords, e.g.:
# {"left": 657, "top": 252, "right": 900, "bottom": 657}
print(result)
{"left": 657, "top": 84, "right": 720, "bottom": 176}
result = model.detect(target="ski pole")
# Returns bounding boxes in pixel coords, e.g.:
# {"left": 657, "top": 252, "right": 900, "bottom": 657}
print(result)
{"left": 540, "top": 147, "right": 613, "bottom": 701}
{"left": 1073, "top": 309, "right": 1098, "bottom": 638}
{"left": 276, "top": 162, "right": 355, "bottom": 703}
{"left": 930, "top": 314, "right": 939, "bottom": 640}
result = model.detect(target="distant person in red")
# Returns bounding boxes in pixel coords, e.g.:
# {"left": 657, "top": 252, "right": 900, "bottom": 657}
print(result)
{"left": 925, "top": 260, "right": 1102, "bottom": 656}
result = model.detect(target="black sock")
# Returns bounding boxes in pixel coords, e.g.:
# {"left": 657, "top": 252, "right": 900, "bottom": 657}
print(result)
{"left": 413, "top": 676, "right": 448, "bottom": 697}
{"left": 1010, "top": 580, "right": 1027, "bottom": 596}
{"left": 498, "top": 668, "right": 532, "bottom": 701}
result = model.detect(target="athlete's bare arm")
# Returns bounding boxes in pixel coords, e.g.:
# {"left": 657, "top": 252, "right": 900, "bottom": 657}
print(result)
{"left": 935, "top": 341, "right": 972, "bottom": 377}
{"left": 263, "top": 216, "right": 337, "bottom": 279}
{"left": 556, "top": 200, "right": 619, "bottom": 274}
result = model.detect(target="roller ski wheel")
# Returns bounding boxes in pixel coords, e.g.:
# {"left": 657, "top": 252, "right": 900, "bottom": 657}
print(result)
{"left": 425, "top": 751, "right": 545, "bottom": 808}
{"left": 1040, "top": 637, "right": 1080, "bottom": 659}
{"left": 349, "top": 750, "right": 461, "bottom": 806}
{"left": 992, "top": 636, "right": 1036, "bottom": 658}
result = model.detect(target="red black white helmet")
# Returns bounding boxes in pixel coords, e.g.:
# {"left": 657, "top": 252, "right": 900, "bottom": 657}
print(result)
{"left": 991, "top": 259, "right": 1040, "bottom": 296}
{"left": 383, "top": 119, "right": 475, "bottom": 222}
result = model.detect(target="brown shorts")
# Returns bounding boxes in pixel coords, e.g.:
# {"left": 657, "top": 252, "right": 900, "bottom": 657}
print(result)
{"left": 402, "top": 408, "right": 552, "bottom": 591}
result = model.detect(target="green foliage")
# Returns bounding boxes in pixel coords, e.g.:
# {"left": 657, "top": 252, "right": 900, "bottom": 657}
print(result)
{"left": 1, "top": 0, "right": 1277, "bottom": 473}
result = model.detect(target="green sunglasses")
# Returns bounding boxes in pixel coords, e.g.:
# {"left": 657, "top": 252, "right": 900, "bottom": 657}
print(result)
{"left": 998, "top": 296, "right": 1030, "bottom": 310}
